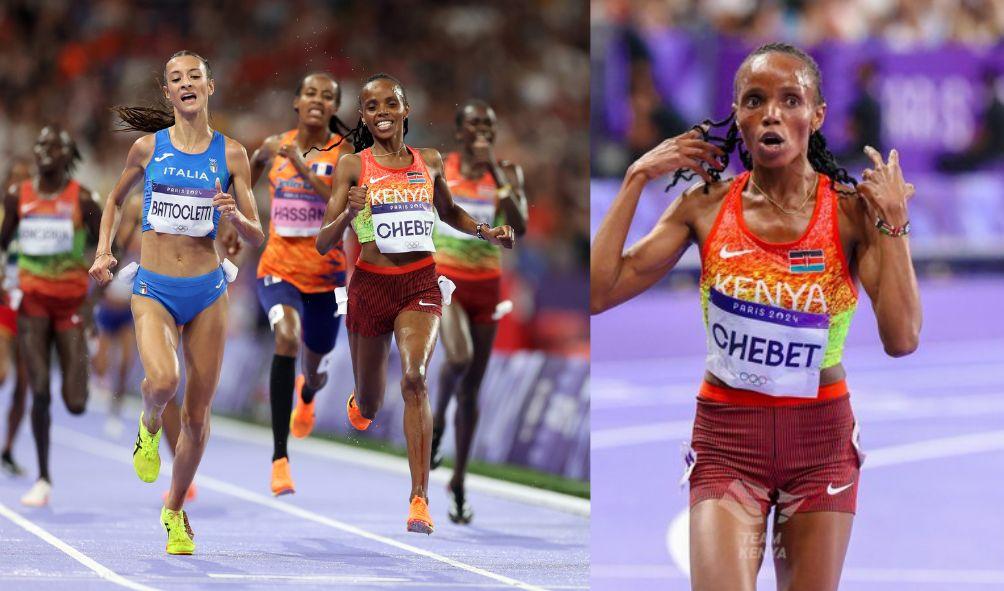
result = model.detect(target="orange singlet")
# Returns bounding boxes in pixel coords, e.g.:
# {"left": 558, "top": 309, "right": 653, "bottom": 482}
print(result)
{"left": 257, "top": 130, "right": 347, "bottom": 291}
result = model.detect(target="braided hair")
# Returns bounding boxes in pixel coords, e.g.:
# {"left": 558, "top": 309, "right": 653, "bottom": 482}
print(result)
{"left": 112, "top": 50, "right": 212, "bottom": 133}
{"left": 310, "top": 73, "right": 410, "bottom": 156}
{"left": 668, "top": 43, "right": 857, "bottom": 196}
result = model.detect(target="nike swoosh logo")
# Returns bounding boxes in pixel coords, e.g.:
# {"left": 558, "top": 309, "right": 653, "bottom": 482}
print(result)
{"left": 826, "top": 482, "right": 854, "bottom": 495}
{"left": 719, "top": 245, "right": 755, "bottom": 259}
{"left": 154, "top": 153, "right": 174, "bottom": 162}
{"left": 418, "top": 301, "right": 437, "bottom": 307}
{"left": 215, "top": 279, "right": 225, "bottom": 289}
{"left": 369, "top": 174, "right": 391, "bottom": 184}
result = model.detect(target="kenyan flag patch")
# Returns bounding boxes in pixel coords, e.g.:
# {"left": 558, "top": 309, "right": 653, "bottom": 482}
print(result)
{"left": 788, "top": 249, "right": 825, "bottom": 273}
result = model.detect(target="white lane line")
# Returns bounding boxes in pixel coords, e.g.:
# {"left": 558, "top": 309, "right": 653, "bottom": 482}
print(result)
{"left": 666, "top": 429, "right": 1004, "bottom": 578}
{"left": 0, "top": 502, "right": 160, "bottom": 591}
{"left": 118, "top": 399, "right": 589, "bottom": 517}
{"left": 53, "top": 425, "right": 554, "bottom": 591}
{"left": 208, "top": 573, "right": 590, "bottom": 588}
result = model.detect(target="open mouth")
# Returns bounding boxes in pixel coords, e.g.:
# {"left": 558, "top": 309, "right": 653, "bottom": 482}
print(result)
{"left": 307, "top": 107, "right": 323, "bottom": 117}
{"left": 181, "top": 93, "right": 197, "bottom": 103}
{"left": 375, "top": 120, "right": 393, "bottom": 131}
{"left": 759, "top": 131, "right": 785, "bottom": 147}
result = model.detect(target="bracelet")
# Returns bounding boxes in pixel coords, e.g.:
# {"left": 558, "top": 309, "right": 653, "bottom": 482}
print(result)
{"left": 95, "top": 251, "right": 114, "bottom": 258}
{"left": 475, "top": 223, "right": 489, "bottom": 241}
{"left": 875, "top": 217, "right": 911, "bottom": 237}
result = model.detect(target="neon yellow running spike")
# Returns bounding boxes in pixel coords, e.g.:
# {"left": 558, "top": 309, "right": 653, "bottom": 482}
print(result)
{"left": 161, "top": 506, "right": 195, "bottom": 555}
{"left": 133, "top": 412, "right": 162, "bottom": 483}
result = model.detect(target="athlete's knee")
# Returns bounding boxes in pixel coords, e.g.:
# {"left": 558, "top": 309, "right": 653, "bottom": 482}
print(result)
{"left": 455, "top": 387, "right": 480, "bottom": 415}
{"left": 30, "top": 390, "right": 52, "bottom": 413}
{"left": 274, "top": 324, "right": 300, "bottom": 357}
{"left": 62, "top": 385, "right": 88, "bottom": 415}
{"left": 145, "top": 368, "right": 180, "bottom": 398}
{"left": 65, "top": 399, "right": 87, "bottom": 415}
{"left": 443, "top": 357, "right": 471, "bottom": 379}
{"left": 181, "top": 406, "right": 211, "bottom": 441}
{"left": 400, "top": 368, "right": 428, "bottom": 404}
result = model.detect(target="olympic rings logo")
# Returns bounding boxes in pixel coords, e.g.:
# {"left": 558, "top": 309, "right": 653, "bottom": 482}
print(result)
{"left": 738, "top": 372, "right": 770, "bottom": 386}
{"left": 406, "top": 241, "right": 421, "bottom": 249}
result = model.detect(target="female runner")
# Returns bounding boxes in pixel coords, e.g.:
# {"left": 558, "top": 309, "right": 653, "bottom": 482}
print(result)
{"left": 90, "top": 50, "right": 263, "bottom": 555}
{"left": 429, "top": 99, "right": 528, "bottom": 524}
{"left": 249, "top": 72, "right": 352, "bottom": 495}
{"left": 591, "top": 43, "right": 921, "bottom": 591}
{"left": 316, "top": 74, "right": 514, "bottom": 534}
{"left": 0, "top": 126, "right": 102, "bottom": 506}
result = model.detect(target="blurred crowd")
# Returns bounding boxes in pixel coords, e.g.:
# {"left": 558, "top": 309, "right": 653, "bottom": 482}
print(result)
{"left": 0, "top": 0, "right": 589, "bottom": 353}
{"left": 593, "top": 0, "right": 1004, "bottom": 48}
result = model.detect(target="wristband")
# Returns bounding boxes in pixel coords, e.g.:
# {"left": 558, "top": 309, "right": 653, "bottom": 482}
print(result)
{"left": 95, "top": 251, "right": 114, "bottom": 258}
{"left": 475, "top": 223, "right": 490, "bottom": 241}
{"left": 875, "top": 218, "right": 910, "bottom": 237}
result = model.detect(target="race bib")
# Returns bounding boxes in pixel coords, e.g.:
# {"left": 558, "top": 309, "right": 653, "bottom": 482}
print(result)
{"left": 436, "top": 197, "right": 495, "bottom": 240}
{"left": 18, "top": 216, "right": 74, "bottom": 255}
{"left": 372, "top": 202, "right": 436, "bottom": 253}
{"left": 271, "top": 188, "right": 326, "bottom": 237}
{"left": 148, "top": 182, "right": 215, "bottom": 237}
{"left": 705, "top": 288, "right": 829, "bottom": 397}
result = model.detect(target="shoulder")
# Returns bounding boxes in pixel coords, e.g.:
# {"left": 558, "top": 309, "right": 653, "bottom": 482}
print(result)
{"left": 76, "top": 183, "right": 98, "bottom": 203}
{"left": 417, "top": 147, "right": 443, "bottom": 168}
{"left": 6, "top": 182, "right": 21, "bottom": 201}
{"left": 499, "top": 160, "right": 524, "bottom": 185}
{"left": 677, "top": 177, "right": 732, "bottom": 214}
{"left": 221, "top": 134, "right": 249, "bottom": 158}
{"left": 255, "top": 134, "right": 282, "bottom": 157}
{"left": 129, "top": 134, "right": 156, "bottom": 162}
{"left": 335, "top": 153, "right": 361, "bottom": 179}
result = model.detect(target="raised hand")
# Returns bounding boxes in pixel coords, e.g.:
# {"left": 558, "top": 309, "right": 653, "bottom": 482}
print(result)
{"left": 629, "top": 128, "right": 726, "bottom": 184}
{"left": 346, "top": 184, "right": 367, "bottom": 218}
{"left": 485, "top": 224, "right": 515, "bottom": 249}
{"left": 857, "top": 146, "right": 915, "bottom": 226}
{"left": 212, "top": 178, "right": 239, "bottom": 223}
{"left": 88, "top": 252, "right": 118, "bottom": 286}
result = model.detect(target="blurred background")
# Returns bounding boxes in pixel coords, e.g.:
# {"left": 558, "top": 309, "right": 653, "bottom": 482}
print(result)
{"left": 591, "top": 1, "right": 1004, "bottom": 589}
{"left": 0, "top": 0, "right": 589, "bottom": 488}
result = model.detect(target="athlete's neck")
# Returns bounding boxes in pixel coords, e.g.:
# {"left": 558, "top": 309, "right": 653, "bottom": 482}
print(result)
{"left": 371, "top": 136, "right": 409, "bottom": 162}
{"left": 170, "top": 110, "right": 212, "bottom": 152}
{"left": 459, "top": 150, "right": 490, "bottom": 179}
{"left": 749, "top": 158, "right": 817, "bottom": 209}
{"left": 35, "top": 170, "right": 68, "bottom": 195}
{"left": 296, "top": 123, "right": 331, "bottom": 152}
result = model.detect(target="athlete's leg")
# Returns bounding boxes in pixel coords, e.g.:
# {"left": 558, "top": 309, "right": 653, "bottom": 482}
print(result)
{"left": 690, "top": 498, "right": 769, "bottom": 591}
{"left": 771, "top": 512, "right": 853, "bottom": 591}
{"left": 131, "top": 297, "right": 181, "bottom": 435}
{"left": 19, "top": 315, "right": 54, "bottom": 482}
{"left": 53, "top": 324, "right": 90, "bottom": 416}
{"left": 394, "top": 310, "right": 439, "bottom": 500}
{"left": 450, "top": 321, "right": 497, "bottom": 491}
{"left": 110, "top": 325, "right": 136, "bottom": 418}
{"left": 270, "top": 305, "right": 300, "bottom": 460}
{"left": 165, "top": 293, "right": 227, "bottom": 511}
{"left": 348, "top": 331, "right": 392, "bottom": 420}
{"left": 432, "top": 302, "right": 472, "bottom": 456}
{"left": 1, "top": 334, "right": 26, "bottom": 469}
{"left": 92, "top": 329, "right": 111, "bottom": 381}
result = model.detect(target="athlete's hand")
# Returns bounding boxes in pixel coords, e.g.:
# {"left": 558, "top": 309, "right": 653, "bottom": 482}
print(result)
{"left": 346, "top": 185, "right": 367, "bottom": 219}
{"left": 857, "top": 146, "right": 915, "bottom": 226}
{"left": 212, "top": 178, "right": 240, "bottom": 223}
{"left": 485, "top": 224, "right": 515, "bottom": 249}
{"left": 217, "top": 221, "right": 242, "bottom": 257}
{"left": 278, "top": 142, "right": 307, "bottom": 170}
{"left": 89, "top": 252, "right": 118, "bottom": 286}
{"left": 471, "top": 135, "right": 496, "bottom": 167}
{"left": 628, "top": 128, "right": 725, "bottom": 185}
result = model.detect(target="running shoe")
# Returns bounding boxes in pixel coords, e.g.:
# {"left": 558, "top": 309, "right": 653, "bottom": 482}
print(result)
{"left": 430, "top": 427, "right": 444, "bottom": 470}
{"left": 20, "top": 479, "right": 51, "bottom": 507}
{"left": 289, "top": 375, "right": 315, "bottom": 438}
{"left": 346, "top": 392, "right": 371, "bottom": 431}
{"left": 447, "top": 485, "right": 473, "bottom": 524}
{"left": 1, "top": 451, "right": 24, "bottom": 476}
{"left": 270, "top": 457, "right": 295, "bottom": 496}
{"left": 133, "top": 412, "right": 162, "bottom": 483}
{"left": 161, "top": 483, "right": 198, "bottom": 503}
{"left": 161, "top": 506, "right": 195, "bottom": 555}
{"left": 406, "top": 496, "right": 434, "bottom": 535}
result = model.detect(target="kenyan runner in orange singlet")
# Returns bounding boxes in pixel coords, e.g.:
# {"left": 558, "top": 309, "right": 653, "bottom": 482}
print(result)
{"left": 591, "top": 43, "right": 921, "bottom": 591}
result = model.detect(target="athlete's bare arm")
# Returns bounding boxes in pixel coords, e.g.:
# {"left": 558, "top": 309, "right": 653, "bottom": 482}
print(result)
{"left": 316, "top": 153, "right": 361, "bottom": 255}
{"left": 78, "top": 186, "right": 103, "bottom": 240}
{"left": 497, "top": 161, "right": 528, "bottom": 236}
{"left": 0, "top": 184, "right": 20, "bottom": 253}
{"left": 590, "top": 130, "right": 725, "bottom": 314}
{"left": 217, "top": 137, "right": 264, "bottom": 247}
{"left": 89, "top": 134, "right": 154, "bottom": 285}
{"left": 423, "top": 148, "right": 513, "bottom": 248}
{"left": 850, "top": 147, "right": 920, "bottom": 357}
{"left": 249, "top": 135, "right": 279, "bottom": 188}
{"left": 276, "top": 140, "right": 337, "bottom": 198}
